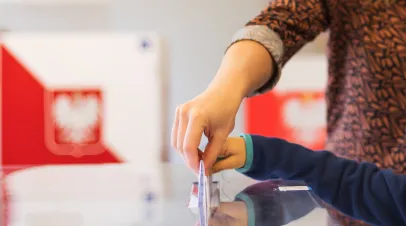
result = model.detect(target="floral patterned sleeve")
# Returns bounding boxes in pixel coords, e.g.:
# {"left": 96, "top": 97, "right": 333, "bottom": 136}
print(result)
{"left": 229, "top": 0, "right": 330, "bottom": 95}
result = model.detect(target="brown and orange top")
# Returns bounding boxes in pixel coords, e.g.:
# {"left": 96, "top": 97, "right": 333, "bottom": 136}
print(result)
{"left": 229, "top": 1, "right": 405, "bottom": 225}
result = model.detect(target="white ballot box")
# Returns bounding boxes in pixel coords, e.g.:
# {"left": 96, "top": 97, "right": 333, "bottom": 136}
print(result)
{"left": 3, "top": 164, "right": 164, "bottom": 226}
{"left": 0, "top": 32, "right": 166, "bottom": 167}
{"left": 0, "top": 33, "right": 167, "bottom": 226}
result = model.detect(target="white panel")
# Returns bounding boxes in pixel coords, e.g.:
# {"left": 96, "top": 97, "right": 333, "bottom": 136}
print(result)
{"left": 5, "top": 164, "right": 163, "bottom": 226}
{"left": 276, "top": 55, "right": 328, "bottom": 92}
{"left": 0, "top": 0, "right": 111, "bottom": 4}
{"left": 3, "top": 33, "right": 165, "bottom": 166}
{"left": 110, "top": 0, "right": 270, "bottom": 163}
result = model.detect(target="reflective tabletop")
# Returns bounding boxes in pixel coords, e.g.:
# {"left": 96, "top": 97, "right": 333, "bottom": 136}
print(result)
{"left": 1, "top": 164, "right": 328, "bottom": 226}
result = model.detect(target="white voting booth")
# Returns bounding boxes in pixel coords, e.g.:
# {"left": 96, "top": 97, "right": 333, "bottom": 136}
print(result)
{"left": 0, "top": 33, "right": 166, "bottom": 226}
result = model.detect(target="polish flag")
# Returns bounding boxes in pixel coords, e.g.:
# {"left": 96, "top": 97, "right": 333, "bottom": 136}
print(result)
{"left": 1, "top": 32, "right": 165, "bottom": 167}
{"left": 0, "top": 33, "right": 166, "bottom": 226}
{"left": 245, "top": 55, "right": 328, "bottom": 150}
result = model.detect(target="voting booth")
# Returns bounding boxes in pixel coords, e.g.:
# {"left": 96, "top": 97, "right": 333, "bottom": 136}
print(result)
{"left": 0, "top": 33, "right": 167, "bottom": 226}
{"left": 245, "top": 55, "right": 328, "bottom": 150}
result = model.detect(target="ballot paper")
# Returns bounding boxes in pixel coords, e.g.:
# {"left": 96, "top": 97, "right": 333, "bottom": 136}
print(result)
{"left": 198, "top": 160, "right": 208, "bottom": 226}
{"left": 188, "top": 160, "right": 220, "bottom": 225}
{"left": 188, "top": 182, "right": 219, "bottom": 214}
{"left": 199, "top": 160, "right": 215, "bottom": 226}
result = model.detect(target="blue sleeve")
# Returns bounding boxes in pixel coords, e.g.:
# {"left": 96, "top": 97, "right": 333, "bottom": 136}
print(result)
{"left": 236, "top": 134, "right": 406, "bottom": 226}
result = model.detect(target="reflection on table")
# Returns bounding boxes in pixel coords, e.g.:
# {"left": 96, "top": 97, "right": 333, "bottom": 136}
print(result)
{"left": 206, "top": 180, "right": 327, "bottom": 226}
{"left": 1, "top": 164, "right": 328, "bottom": 226}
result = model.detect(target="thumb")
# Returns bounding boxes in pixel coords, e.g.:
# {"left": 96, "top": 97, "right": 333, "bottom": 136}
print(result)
{"left": 209, "top": 137, "right": 246, "bottom": 175}
{"left": 210, "top": 156, "right": 241, "bottom": 175}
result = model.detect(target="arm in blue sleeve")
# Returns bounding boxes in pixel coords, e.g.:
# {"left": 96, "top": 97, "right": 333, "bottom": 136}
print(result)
{"left": 236, "top": 134, "right": 406, "bottom": 226}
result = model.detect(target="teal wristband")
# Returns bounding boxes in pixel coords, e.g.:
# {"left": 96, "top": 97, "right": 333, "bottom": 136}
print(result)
{"left": 236, "top": 133, "right": 254, "bottom": 173}
{"left": 235, "top": 193, "right": 256, "bottom": 226}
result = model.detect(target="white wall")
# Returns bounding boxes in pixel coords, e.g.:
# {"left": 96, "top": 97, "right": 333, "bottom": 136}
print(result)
{"left": 0, "top": 0, "right": 269, "bottom": 163}
{"left": 110, "top": 0, "right": 271, "bottom": 163}
{"left": 0, "top": 3, "right": 111, "bottom": 30}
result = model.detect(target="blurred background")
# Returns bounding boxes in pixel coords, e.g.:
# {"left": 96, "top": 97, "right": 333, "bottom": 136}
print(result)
{"left": 0, "top": 1, "right": 330, "bottom": 225}
{"left": 0, "top": 0, "right": 328, "bottom": 163}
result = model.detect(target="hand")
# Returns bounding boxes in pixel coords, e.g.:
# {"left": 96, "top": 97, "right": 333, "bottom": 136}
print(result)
{"left": 172, "top": 88, "right": 244, "bottom": 173}
{"left": 193, "top": 201, "right": 248, "bottom": 226}
{"left": 172, "top": 40, "right": 274, "bottom": 173}
{"left": 210, "top": 137, "right": 246, "bottom": 175}
{"left": 210, "top": 201, "right": 248, "bottom": 226}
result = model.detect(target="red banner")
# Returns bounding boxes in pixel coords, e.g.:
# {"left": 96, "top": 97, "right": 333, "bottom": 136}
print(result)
{"left": 245, "top": 91, "right": 327, "bottom": 150}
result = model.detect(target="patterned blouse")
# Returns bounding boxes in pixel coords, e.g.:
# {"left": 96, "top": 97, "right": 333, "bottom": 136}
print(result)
{"left": 229, "top": 1, "right": 406, "bottom": 225}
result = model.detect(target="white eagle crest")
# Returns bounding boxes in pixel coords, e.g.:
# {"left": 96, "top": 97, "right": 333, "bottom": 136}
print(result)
{"left": 53, "top": 93, "right": 100, "bottom": 144}
{"left": 283, "top": 98, "right": 326, "bottom": 143}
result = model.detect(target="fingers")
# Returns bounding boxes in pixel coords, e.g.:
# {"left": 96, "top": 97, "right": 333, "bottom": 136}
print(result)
{"left": 198, "top": 148, "right": 204, "bottom": 160}
{"left": 171, "top": 106, "right": 180, "bottom": 152}
{"left": 172, "top": 106, "right": 187, "bottom": 164}
{"left": 203, "top": 134, "right": 227, "bottom": 171}
{"left": 177, "top": 106, "right": 188, "bottom": 162}
{"left": 183, "top": 111, "right": 205, "bottom": 172}
{"left": 172, "top": 104, "right": 205, "bottom": 173}
{"left": 210, "top": 156, "right": 240, "bottom": 174}
{"left": 210, "top": 212, "right": 236, "bottom": 226}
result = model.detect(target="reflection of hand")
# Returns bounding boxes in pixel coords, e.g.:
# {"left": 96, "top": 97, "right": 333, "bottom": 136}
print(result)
{"left": 210, "top": 137, "right": 246, "bottom": 175}
{"left": 194, "top": 201, "right": 248, "bottom": 226}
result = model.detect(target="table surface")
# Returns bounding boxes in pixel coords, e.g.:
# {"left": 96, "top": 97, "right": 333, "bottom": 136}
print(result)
{"left": 1, "top": 163, "right": 328, "bottom": 226}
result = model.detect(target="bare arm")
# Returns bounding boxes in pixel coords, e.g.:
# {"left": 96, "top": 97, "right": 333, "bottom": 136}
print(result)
{"left": 210, "top": 0, "right": 330, "bottom": 97}
{"left": 174, "top": 0, "right": 330, "bottom": 172}
{"left": 207, "top": 40, "right": 275, "bottom": 98}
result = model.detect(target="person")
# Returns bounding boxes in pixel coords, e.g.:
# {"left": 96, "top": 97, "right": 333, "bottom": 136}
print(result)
{"left": 209, "top": 135, "right": 406, "bottom": 226}
{"left": 171, "top": 0, "right": 405, "bottom": 225}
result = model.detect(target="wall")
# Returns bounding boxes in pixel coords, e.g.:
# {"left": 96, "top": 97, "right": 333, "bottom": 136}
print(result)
{"left": 0, "top": 0, "right": 327, "bottom": 163}
{"left": 0, "top": 2, "right": 111, "bottom": 30}
{"left": 109, "top": 0, "right": 271, "bottom": 163}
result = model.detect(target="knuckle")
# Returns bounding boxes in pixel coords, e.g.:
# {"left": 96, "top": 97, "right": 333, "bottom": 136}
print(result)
{"left": 175, "top": 105, "right": 181, "bottom": 114}
{"left": 213, "top": 130, "right": 225, "bottom": 137}
{"left": 179, "top": 105, "right": 189, "bottom": 118}
{"left": 183, "top": 143, "right": 194, "bottom": 153}
{"left": 188, "top": 108, "right": 203, "bottom": 120}
{"left": 176, "top": 101, "right": 205, "bottom": 120}
{"left": 176, "top": 143, "right": 183, "bottom": 152}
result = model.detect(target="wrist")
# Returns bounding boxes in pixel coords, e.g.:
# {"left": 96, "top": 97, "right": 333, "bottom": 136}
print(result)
{"left": 205, "top": 73, "right": 248, "bottom": 103}
{"left": 236, "top": 134, "right": 254, "bottom": 173}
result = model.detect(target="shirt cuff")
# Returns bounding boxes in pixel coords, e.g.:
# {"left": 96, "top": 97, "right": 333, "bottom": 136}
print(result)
{"left": 236, "top": 133, "right": 254, "bottom": 173}
{"left": 235, "top": 193, "right": 256, "bottom": 226}
{"left": 227, "top": 25, "right": 284, "bottom": 96}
